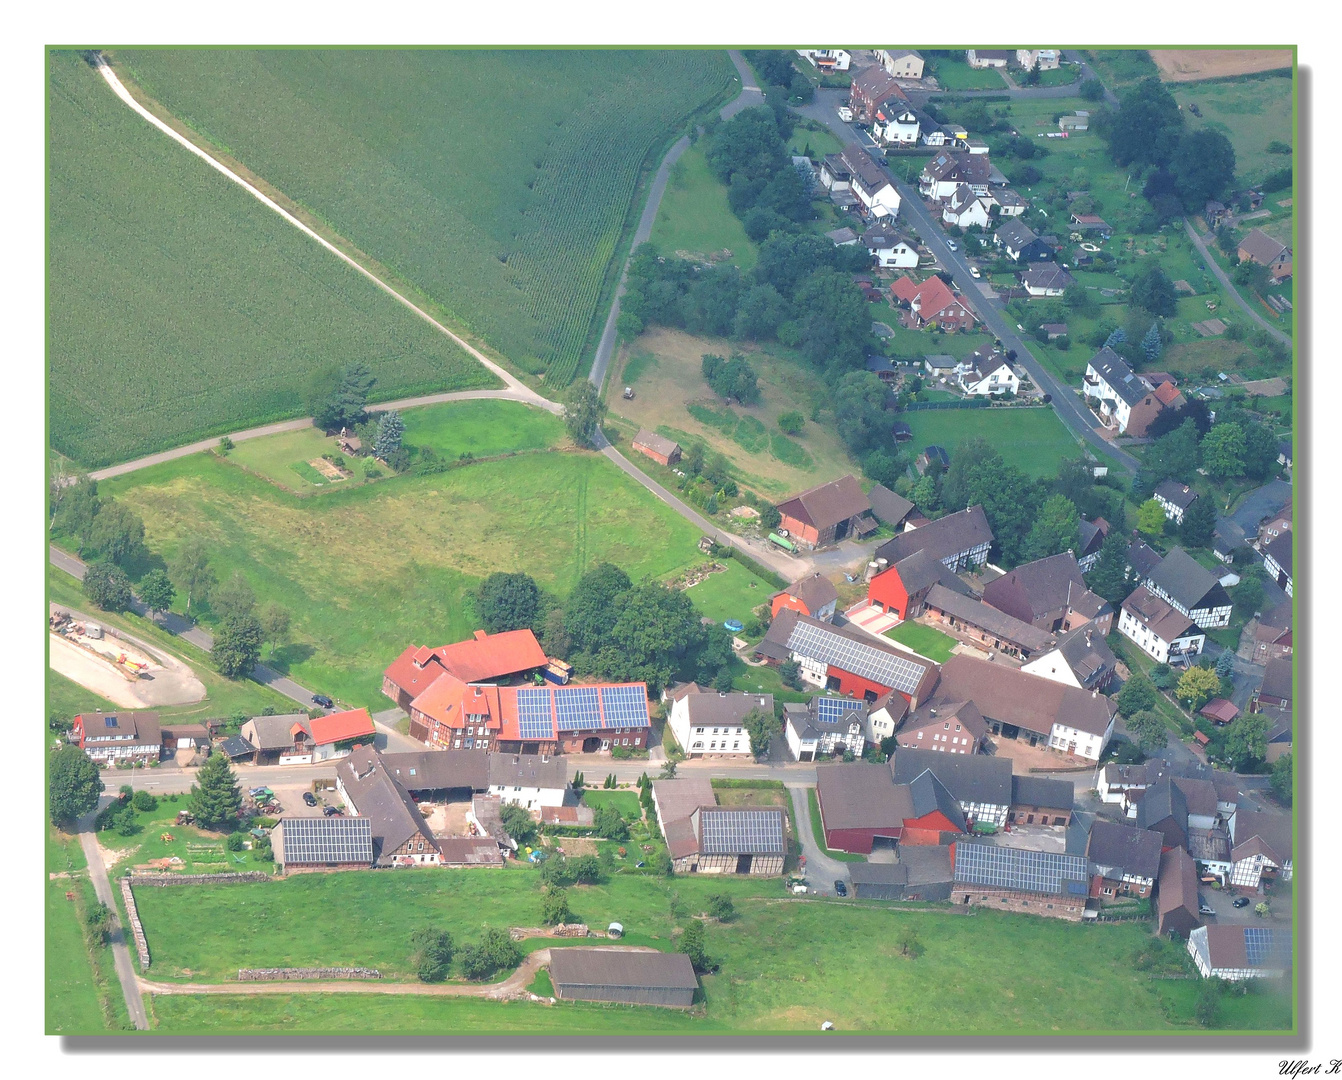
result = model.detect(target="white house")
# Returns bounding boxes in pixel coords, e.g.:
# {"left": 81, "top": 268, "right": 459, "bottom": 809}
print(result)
{"left": 920, "top": 151, "right": 991, "bottom": 202}
{"left": 818, "top": 154, "right": 851, "bottom": 191}
{"left": 1016, "top": 49, "right": 1061, "bottom": 70}
{"left": 1082, "top": 346, "right": 1154, "bottom": 435}
{"left": 877, "top": 49, "right": 925, "bottom": 79}
{"left": 1187, "top": 925, "right": 1291, "bottom": 981}
{"left": 1021, "top": 626, "right": 1116, "bottom": 693}
{"left": 989, "top": 188, "right": 1028, "bottom": 217}
{"left": 796, "top": 49, "right": 852, "bottom": 72}
{"left": 783, "top": 698, "right": 867, "bottom": 761}
{"left": 862, "top": 227, "right": 919, "bottom": 269}
{"left": 667, "top": 686, "right": 773, "bottom": 758}
{"left": 1047, "top": 715, "right": 1114, "bottom": 762}
{"left": 1117, "top": 586, "right": 1206, "bottom": 664}
{"left": 875, "top": 106, "right": 921, "bottom": 146}
{"left": 486, "top": 753, "right": 568, "bottom": 811}
{"left": 966, "top": 49, "right": 1011, "bottom": 69}
{"left": 1021, "top": 263, "right": 1074, "bottom": 297}
{"left": 1153, "top": 480, "right": 1200, "bottom": 524}
{"left": 956, "top": 353, "right": 1019, "bottom": 396}
{"left": 842, "top": 144, "right": 901, "bottom": 218}
{"left": 941, "top": 183, "right": 993, "bottom": 229}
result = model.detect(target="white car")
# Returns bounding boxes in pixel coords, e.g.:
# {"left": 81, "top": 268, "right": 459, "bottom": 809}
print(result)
{"left": 945, "top": 240, "right": 958, "bottom": 252}
{"left": 969, "top": 266, "right": 981, "bottom": 279}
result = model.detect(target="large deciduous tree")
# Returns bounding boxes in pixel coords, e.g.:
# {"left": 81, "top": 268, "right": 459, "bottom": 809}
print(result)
{"left": 1126, "top": 709, "right": 1169, "bottom": 755}
{"left": 1175, "top": 666, "right": 1220, "bottom": 712}
{"left": 210, "top": 572, "right": 257, "bottom": 624}
{"left": 475, "top": 572, "right": 544, "bottom": 635}
{"left": 1116, "top": 674, "right": 1157, "bottom": 717}
{"left": 742, "top": 707, "right": 775, "bottom": 761}
{"left": 562, "top": 379, "right": 606, "bottom": 447}
{"left": 1170, "top": 128, "right": 1236, "bottom": 211}
{"left": 1025, "top": 494, "right": 1081, "bottom": 561}
{"left": 1224, "top": 714, "right": 1270, "bottom": 772}
{"left": 88, "top": 501, "right": 145, "bottom": 566}
{"left": 564, "top": 562, "right": 633, "bottom": 658}
{"left": 1201, "top": 423, "right": 1246, "bottom": 481}
{"left": 168, "top": 538, "right": 215, "bottom": 616}
{"left": 214, "top": 613, "right": 263, "bottom": 678}
{"left": 137, "top": 569, "right": 175, "bottom": 620}
{"left": 49, "top": 745, "right": 104, "bottom": 824}
{"left": 1105, "top": 78, "right": 1182, "bottom": 168}
{"left": 82, "top": 560, "right": 133, "bottom": 612}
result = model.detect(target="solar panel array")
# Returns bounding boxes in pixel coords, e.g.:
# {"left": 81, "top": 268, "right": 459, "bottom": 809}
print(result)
{"left": 815, "top": 697, "right": 864, "bottom": 727}
{"left": 953, "top": 841, "right": 1090, "bottom": 896}
{"left": 556, "top": 686, "right": 602, "bottom": 731}
{"left": 787, "top": 619, "right": 931, "bottom": 694}
{"left": 1243, "top": 926, "right": 1290, "bottom": 967}
{"left": 516, "top": 687, "right": 554, "bottom": 740}
{"left": 601, "top": 684, "right": 650, "bottom": 727}
{"left": 279, "top": 817, "right": 373, "bottom": 865}
{"left": 697, "top": 808, "right": 786, "bottom": 855}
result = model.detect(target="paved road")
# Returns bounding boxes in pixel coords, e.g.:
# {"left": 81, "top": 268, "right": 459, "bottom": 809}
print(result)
{"left": 77, "top": 804, "right": 150, "bottom": 1029}
{"left": 795, "top": 91, "right": 1138, "bottom": 474}
{"left": 787, "top": 783, "right": 850, "bottom": 894}
{"left": 588, "top": 50, "right": 765, "bottom": 392}
{"left": 1184, "top": 220, "right": 1292, "bottom": 348}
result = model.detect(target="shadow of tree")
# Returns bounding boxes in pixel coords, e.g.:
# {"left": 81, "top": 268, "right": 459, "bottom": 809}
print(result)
{"left": 267, "top": 642, "right": 316, "bottom": 674}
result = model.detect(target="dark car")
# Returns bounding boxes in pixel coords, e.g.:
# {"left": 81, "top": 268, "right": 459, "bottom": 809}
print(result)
{"left": 302, "top": 791, "right": 317, "bottom": 807}
{"left": 833, "top": 879, "right": 848, "bottom": 897}
{"left": 323, "top": 805, "right": 341, "bottom": 816}
{"left": 312, "top": 694, "right": 334, "bottom": 709}
{"left": 1232, "top": 897, "right": 1251, "bottom": 908}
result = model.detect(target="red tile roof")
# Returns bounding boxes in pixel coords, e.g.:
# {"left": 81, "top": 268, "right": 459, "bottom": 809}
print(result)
{"left": 308, "top": 707, "right": 376, "bottom": 745}
{"left": 410, "top": 675, "right": 503, "bottom": 731}
{"left": 383, "top": 629, "right": 547, "bottom": 698}
{"left": 912, "top": 275, "right": 960, "bottom": 318}
{"left": 890, "top": 276, "right": 920, "bottom": 302}
{"left": 1153, "top": 381, "right": 1185, "bottom": 407}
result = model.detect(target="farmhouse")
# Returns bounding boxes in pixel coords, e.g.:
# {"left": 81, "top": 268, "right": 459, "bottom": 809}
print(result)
{"left": 336, "top": 745, "right": 443, "bottom": 868}
{"left": 815, "top": 761, "right": 966, "bottom": 853}
{"left": 548, "top": 948, "right": 698, "bottom": 1007}
{"left": 1153, "top": 481, "right": 1200, "bottom": 524}
{"left": 892, "top": 698, "right": 989, "bottom": 757}
{"left": 239, "top": 709, "right": 376, "bottom": 766}
{"left": 1261, "top": 532, "right": 1293, "bottom": 597}
{"left": 759, "top": 608, "right": 941, "bottom": 708}
{"left": 631, "top": 429, "right": 681, "bottom": 467}
{"left": 271, "top": 816, "right": 375, "bottom": 875}
{"left": 951, "top": 841, "right": 1092, "bottom": 920}
{"left": 867, "top": 550, "right": 972, "bottom": 624}
{"left": 936, "top": 654, "right": 1116, "bottom": 760}
{"left": 1020, "top": 625, "right": 1118, "bottom": 693}
{"left": 874, "top": 504, "right": 994, "bottom": 573}
{"left": 892, "top": 747, "right": 1013, "bottom": 826}
{"left": 921, "top": 584, "right": 1056, "bottom": 660}
{"left": 1237, "top": 228, "right": 1292, "bottom": 279}
{"left": 981, "top": 552, "right": 1110, "bottom": 634}
{"left": 1155, "top": 846, "right": 1201, "bottom": 937}
{"left": 72, "top": 710, "right": 161, "bottom": 764}
{"left": 1256, "top": 656, "right": 1293, "bottom": 711}
{"left": 1144, "top": 547, "right": 1233, "bottom": 629}
{"left": 486, "top": 752, "right": 569, "bottom": 810}
{"left": 1118, "top": 586, "right": 1206, "bottom": 664}
{"left": 1188, "top": 926, "right": 1292, "bottom": 981}
{"left": 770, "top": 572, "right": 839, "bottom": 622}
{"left": 1086, "top": 820, "right": 1163, "bottom": 899}
{"left": 1010, "top": 775, "right": 1075, "bottom": 827}
{"left": 651, "top": 777, "right": 785, "bottom": 875}
{"left": 667, "top": 686, "right": 773, "bottom": 758}
{"left": 776, "top": 474, "right": 876, "bottom": 549}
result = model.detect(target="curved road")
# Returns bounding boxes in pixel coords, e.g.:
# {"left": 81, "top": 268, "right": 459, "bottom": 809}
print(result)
{"left": 588, "top": 50, "right": 765, "bottom": 391}
{"left": 1184, "top": 220, "right": 1292, "bottom": 348}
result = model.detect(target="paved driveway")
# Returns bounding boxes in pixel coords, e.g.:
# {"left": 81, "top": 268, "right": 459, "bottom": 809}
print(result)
{"left": 1228, "top": 479, "right": 1293, "bottom": 534}
{"left": 787, "top": 784, "right": 852, "bottom": 895}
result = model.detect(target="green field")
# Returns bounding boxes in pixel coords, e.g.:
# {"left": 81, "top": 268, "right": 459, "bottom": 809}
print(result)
{"left": 681, "top": 561, "right": 775, "bottom": 625}
{"left": 649, "top": 146, "right": 758, "bottom": 270}
{"left": 114, "top": 49, "right": 737, "bottom": 386}
{"left": 48, "top": 51, "right": 496, "bottom": 468}
{"left": 883, "top": 621, "right": 957, "bottom": 664}
{"left": 125, "top": 865, "right": 1290, "bottom": 1031}
{"left": 46, "top": 668, "right": 119, "bottom": 721}
{"left": 1172, "top": 74, "right": 1293, "bottom": 183}
{"left": 95, "top": 442, "right": 705, "bottom": 707}
{"left": 905, "top": 407, "right": 1081, "bottom": 478}
{"left": 929, "top": 58, "right": 1006, "bottom": 90}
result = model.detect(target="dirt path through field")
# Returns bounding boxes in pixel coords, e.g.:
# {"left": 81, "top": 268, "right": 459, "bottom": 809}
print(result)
{"left": 137, "top": 945, "right": 659, "bottom": 999}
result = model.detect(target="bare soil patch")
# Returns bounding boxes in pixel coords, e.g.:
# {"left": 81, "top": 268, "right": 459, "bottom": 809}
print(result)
{"left": 1150, "top": 49, "right": 1292, "bottom": 82}
{"left": 310, "top": 458, "right": 349, "bottom": 481}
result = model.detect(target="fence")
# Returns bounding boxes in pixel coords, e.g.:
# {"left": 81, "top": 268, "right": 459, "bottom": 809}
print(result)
{"left": 128, "top": 871, "right": 270, "bottom": 886}
{"left": 904, "top": 399, "right": 992, "bottom": 411}
{"left": 238, "top": 967, "right": 381, "bottom": 981}
{"left": 119, "top": 878, "right": 151, "bottom": 969}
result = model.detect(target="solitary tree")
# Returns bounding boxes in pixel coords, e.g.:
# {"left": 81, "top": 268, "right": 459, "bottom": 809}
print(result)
{"left": 1126, "top": 709, "right": 1169, "bottom": 755}
{"left": 372, "top": 410, "right": 405, "bottom": 460}
{"left": 1137, "top": 499, "right": 1167, "bottom": 537}
{"left": 742, "top": 707, "right": 775, "bottom": 761}
{"left": 188, "top": 751, "right": 242, "bottom": 830}
{"left": 594, "top": 804, "right": 629, "bottom": 841}
{"left": 897, "top": 924, "right": 925, "bottom": 959}
{"left": 137, "top": 569, "right": 175, "bottom": 620}
{"left": 1180, "top": 496, "right": 1216, "bottom": 549}
{"left": 1214, "top": 650, "right": 1236, "bottom": 680}
{"left": 259, "top": 603, "right": 292, "bottom": 659}
{"left": 82, "top": 560, "right": 133, "bottom": 612}
{"left": 1116, "top": 674, "right": 1157, "bottom": 717}
{"left": 562, "top": 379, "right": 607, "bottom": 447}
{"left": 214, "top": 613, "right": 263, "bottom": 678}
{"left": 680, "top": 920, "right": 713, "bottom": 974}
{"left": 707, "top": 894, "right": 736, "bottom": 922}
{"left": 49, "top": 745, "right": 104, "bottom": 824}
{"left": 541, "top": 888, "right": 573, "bottom": 926}
{"left": 168, "top": 538, "right": 215, "bottom": 616}
{"left": 1175, "top": 666, "right": 1221, "bottom": 712}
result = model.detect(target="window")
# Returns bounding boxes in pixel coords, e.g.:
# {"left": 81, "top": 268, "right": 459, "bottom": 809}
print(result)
{"left": 709, "top": 742, "right": 716, "bottom": 750}
{"left": 955, "top": 724, "right": 962, "bottom": 732}
{"left": 917, "top": 731, "right": 923, "bottom": 739}
{"left": 696, "top": 728, "right": 704, "bottom": 734}
{"left": 621, "top": 738, "right": 628, "bottom": 746}
{"left": 692, "top": 742, "right": 703, "bottom": 750}
{"left": 634, "top": 737, "right": 641, "bottom": 745}
{"left": 515, "top": 786, "right": 522, "bottom": 792}
{"left": 733, "top": 741, "right": 740, "bottom": 749}
{"left": 713, "top": 728, "right": 720, "bottom": 735}
{"left": 944, "top": 722, "right": 950, "bottom": 730}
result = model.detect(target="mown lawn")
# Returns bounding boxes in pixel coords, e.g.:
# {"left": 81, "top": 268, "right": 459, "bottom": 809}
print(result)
{"left": 904, "top": 407, "right": 1082, "bottom": 478}
{"left": 47, "top": 51, "right": 496, "bottom": 469}
{"left": 113, "top": 48, "right": 736, "bottom": 385}
{"left": 649, "top": 145, "right": 758, "bottom": 270}
{"left": 930, "top": 58, "right": 1006, "bottom": 90}
{"left": 400, "top": 400, "right": 567, "bottom": 460}
{"left": 1172, "top": 74, "right": 1293, "bottom": 185}
{"left": 883, "top": 621, "right": 957, "bottom": 664}
{"left": 580, "top": 790, "right": 643, "bottom": 818}
{"left": 131, "top": 863, "right": 1290, "bottom": 1032}
{"left": 681, "top": 561, "right": 775, "bottom": 625}
{"left": 97, "top": 447, "right": 705, "bottom": 708}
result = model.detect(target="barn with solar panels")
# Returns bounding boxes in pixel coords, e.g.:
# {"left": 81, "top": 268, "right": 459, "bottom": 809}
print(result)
{"left": 496, "top": 682, "right": 652, "bottom": 755}
{"left": 951, "top": 840, "right": 1092, "bottom": 920}
{"left": 271, "top": 816, "right": 374, "bottom": 874}
{"left": 1187, "top": 925, "right": 1292, "bottom": 981}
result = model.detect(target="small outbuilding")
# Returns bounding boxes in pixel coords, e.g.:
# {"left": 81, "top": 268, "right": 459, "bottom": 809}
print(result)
{"left": 631, "top": 429, "right": 682, "bottom": 467}
{"left": 547, "top": 948, "right": 698, "bottom": 1007}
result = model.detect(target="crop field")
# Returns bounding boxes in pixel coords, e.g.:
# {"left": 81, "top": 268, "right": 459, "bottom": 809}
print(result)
{"left": 648, "top": 146, "right": 758, "bottom": 270}
{"left": 97, "top": 443, "right": 705, "bottom": 707}
{"left": 611, "top": 328, "right": 859, "bottom": 498}
{"left": 1150, "top": 49, "right": 1293, "bottom": 83}
{"left": 1172, "top": 74, "right": 1293, "bottom": 183}
{"left": 905, "top": 407, "right": 1081, "bottom": 478}
{"left": 47, "top": 52, "right": 496, "bottom": 469}
{"left": 113, "top": 49, "right": 737, "bottom": 387}
{"left": 125, "top": 866, "right": 1290, "bottom": 1031}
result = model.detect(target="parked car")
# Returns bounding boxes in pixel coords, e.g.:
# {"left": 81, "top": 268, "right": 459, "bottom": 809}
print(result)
{"left": 833, "top": 879, "right": 848, "bottom": 897}
{"left": 1199, "top": 903, "right": 1217, "bottom": 916}
{"left": 303, "top": 791, "right": 318, "bottom": 807}
{"left": 945, "top": 240, "right": 958, "bottom": 252}
{"left": 969, "top": 266, "right": 981, "bottom": 279}
{"left": 323, "top": 805, "right": 342, "bottom": 816}
{"left": 1232, "top": 897, "right": 1251, "bottom": 908}
{"left": 312, "top": 694, "right": 334, "bottom": 709}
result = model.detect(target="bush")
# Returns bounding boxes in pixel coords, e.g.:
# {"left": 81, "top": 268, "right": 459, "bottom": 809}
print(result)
{"left": 225, "top": 832, "right": 246, "bottom": 851}
{"left": 779, "top": 660, "right": 803, "bottom": 690}
{"left": 777, "top": 411, "right": 805, "bottom": 435}
{"left": 131, "top": 790, "right": 158, "bottom": 813}
{"left": 541, "top": 888, "right": 573, "bottom": 926}
{"left": 409, "top": 927, "right": 455, "bottom": 983}
{"left": 707, "top": 894, "right": 735, "bottom": 921}
{"left": 459, "top": 928, "right": 522, "bottom": 981}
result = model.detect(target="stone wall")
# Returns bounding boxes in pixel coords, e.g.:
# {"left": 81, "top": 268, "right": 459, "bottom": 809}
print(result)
{"left": 119, "top": 878, "right": 151, "bottom": 969}
{"left": 237, "top": 967, "right": 382, "bottom": 981}
{"left": 129, "top": 871, "right": 270, "bottom": 886}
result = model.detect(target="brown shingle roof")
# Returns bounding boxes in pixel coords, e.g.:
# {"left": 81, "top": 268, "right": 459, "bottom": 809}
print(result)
{"left": 1238, "top": 227, "right": 1289, "bottom": 265}
{"left": 867, "top": 483, "right": 915, "bottom": 527}
{"left": 937, "top": 654, "right": 1115, "bottom": 739}
{"left": 1086, "top": 820, "right": 1164, "bottom": 880}
{"left": 775, "top": 572, "right": 838, "bottom": 615}
{"left": 1121, "top": 585, "right": 1198, "bottom": 643}
{"left": 816, "top": 762, "right": 910, "bottom": 832}
{"left": 1157, "top": 846, "right": 1199, "bottom": 933}
{"left": 776, "top": 474, "right": 872, "bottom": 532}
{"left": 633, "top": 429, "right": 681, "bottom": 459}
{"left": 875, "top": 505, "right": 994, "bottom": 566}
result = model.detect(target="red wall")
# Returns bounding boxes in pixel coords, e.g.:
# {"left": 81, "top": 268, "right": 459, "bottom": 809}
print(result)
{"left": 829, "top": 665, "right": 904, "bottom": 704}
{"left": 772, "top": 594, "right": 810, "bottom": 620}
{"left": 823, "top": 826, "right": 897, "bottom": 854}
{"left": 868, "top": 566, "right": 911, "bottom": 619}
{"left": 779, "top": 513, "right": 820, "bottom": 547}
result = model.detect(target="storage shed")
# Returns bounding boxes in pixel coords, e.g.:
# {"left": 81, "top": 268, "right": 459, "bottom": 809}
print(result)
{"left": 631, "top": 429, "right": 682, "bottom": 467}
{"left": 547, "top": 948, "right": 698, "bottom": 1007}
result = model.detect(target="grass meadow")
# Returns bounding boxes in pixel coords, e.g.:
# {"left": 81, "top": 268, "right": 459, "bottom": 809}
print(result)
{"left": 1171, "top": 74, "right": 1293, "bottom": 185}
{"left": 649, "top": 146, "right": 758, "bottom": 270}
{"left": 883, "top": 621, "right": 958, "bottom": 664}
{"left": 47, "top": 51, "right": 496, "bottom": 468}
{"left": 113, "top": 49, "right": 737, "bottom": 386}
{"left": 125, "top": 866, "right": 1290, "bottom": 1032}
{"left": 904, "top": 407, "right": 1082, "bottom": 478}
{"left": 681, "top": 561, "right": 775, "bottom": 626}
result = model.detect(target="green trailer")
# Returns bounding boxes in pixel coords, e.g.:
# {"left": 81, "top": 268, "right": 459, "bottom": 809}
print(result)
{"left": 768, "top": 532, "right": 797, "bottom": 553}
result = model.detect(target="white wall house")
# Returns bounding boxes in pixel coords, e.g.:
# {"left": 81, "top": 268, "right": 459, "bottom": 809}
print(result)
{"left": 863, "top": 229, "right": 919, "bottom": 268}
{"left": 852, "top": 171, "right": 901, "bottom": 219}
{"left": 1016, "top": 49, "right": 1061, "bottom": 70}
{"left": 490, "top": 781, "right": 565, "bottom": 811}
{"left": 877, "top": 49, "right": 925, "bottom": 79}
{"left": 875, "top": 108, "right": 921, "bottom": 146}
{"left": 797, "top": 49, "right": 852, "bottom": 71}
{"left": 1117, "top": 587, "right": 1206, "bottom": 664}
{"left": 941, "top": 185, "right": 992, "bottom": 229}
{"left": 1047, "top": 716, "right": 1112, "bottom": 762}
{"left": 1081, "top": 347, "right": 1151, "bottom": 435}
{"left": 668, "top": 690, "right": 772, "bottom": 758}
{"left": 957, "top": 359, "right": 1019, "bottom": 396}
{"left": 1187, "top": 926, "right": 1291, "bottom": 981}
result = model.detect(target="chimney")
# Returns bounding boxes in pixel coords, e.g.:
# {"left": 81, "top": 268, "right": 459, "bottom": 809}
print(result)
{"left": 473, "top": 630, "right": 488, "bottom": 641}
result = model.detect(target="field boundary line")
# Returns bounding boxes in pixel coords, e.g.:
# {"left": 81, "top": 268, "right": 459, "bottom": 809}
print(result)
{"left": 94, "top": 58, "right": 545, "bottom": 405}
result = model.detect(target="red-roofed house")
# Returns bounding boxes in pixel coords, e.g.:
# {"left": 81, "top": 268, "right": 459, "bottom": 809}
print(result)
{"left": 384, "top": 629, "right": 547, "bottom": 719}
{"left": 309, "top": 708, "right": 377, "bottom": 749}
{"left": 1153, "top": 381, "right": 1186, "bottom": 410}
{"left": 891, "top": 275, "right": 976, "bottom": 331}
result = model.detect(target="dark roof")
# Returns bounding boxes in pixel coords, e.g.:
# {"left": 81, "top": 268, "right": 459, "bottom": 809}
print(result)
{"left": 1259, "top": 656, "right": 1293, "bottom": 702}
{"left": 382, "top": 750, "right": 490, "bottom": 791}
{"left": 1261, "top": 532, "right": 1293, "bottom": 576}
{"left": 1154, "top": 480, "right": 1200, "bottom": 510}
{"left": 906, "top": 770, "right": 967, "bottom": 830}
{"left": 777, "top": 572, "right": 838, "bottom": 614}
{"left": 849, "top": 861, "right": 907, "bottom": 886}
{"left": 487, "top": 753, "right": 569, "bottom": 790}
{"left": 1087, "top": 347, "right": 1149, "bottom": 407}
{"left": 1121, "top": 586, "right": 1199, "bottom": 644}
{"left": 1086, "top": 820, "right": 1164, "bottom": 880}
{"left": 895, "top": 843, "right": 954, "bottom": 885}
{"left": 840, "top": 144, "right": 894, "bottom": 196}
{"left": 1076, "top": 517, "right": 1107, "bottom": 557}
{"left": 685, "top": 690, "right": 775, "bottom": 728}
{"left": 218, "top": 735, "right": 254, "bottom": 759}
{"left": 787, "top": 696, "right": 866, "bottom": 743}
{"left": 1023, "top": 263, "right": 1075, "bottom": 291}
{"left": 1197, "top": 925, "right": 1291, "bottom": 973}
{"left": 1237, "top": 227, "right": 1289, "bottom": 264}
{"left": 995, "top": 218, "right": 1038, "bottom": 251}
{"left": 337, "top": 746, "right": 437, "bottom": 865}
{"left": 1011, "top": 774, "right": 1074, "bottom": 812}
{"left": 693, "top": 807, "right": 786, "bottom": 855}
{"left": 899, "top": 697, "right": 987, "bottom": 743}
{"left": 273, "top": 817, "right": 374, "bottom": 867}
{"left": 1146, "top": 547, "right": 1231, "bottom": 613}
{"left": 1127, "top": 538, "right": 1164, "bottom": 580}
{"left": 924, "top": 583, "right": 1056, "bottom": 653}
{"left": 437, "top": 838, "right": 505, "bottom": 866}
{"left": 776, "top": 474, "right": 872, "bottom": 532}
{"left": 548, "top": 948, "right": 698, "bottom": 992}
{"left": 982, "top": 552, "right": 1087, "bottom": 626}
{"left": 1137, "top": 777, "right": 1189, "bottom": 832}
{"left": 867, "top": 484, "right": 915, "bottom": 527}
{"left": 1048, "top": 624, "right": 1118, "bottom": 685}
{"left": 890, "top": 549, "right": 974, "bottom": 600}
{"left": 1172, "top": 776, "right": 1219, "bottom": 818}
{"left": 77, "top": 710, "right": 161, "bottom": 744}
{"left": 862, "top": 227, "right": 912, "bottom": 249}
{"left": 953, "top": 841, "right": 1091, "bottom": 896}
{"left": 875, "top": 505, "right": 994, "bottom": 566}
{"left": 652, "top": 778, "right": 717, "bottom": 830}
{"left": 937, "top": 654, "right": 1116, "bottom": 739}
{"left": 1231, "top": 808, "right": 1292, "bottom": 864}
{"left": 1157, "top": 846, "right": 1199, "bottom": 928}
{"left": 763, "top": 609, "right": 940, "bottom": 698}
{"left": 891, "top": 747, "right": 1013, "bottom": 808}
{"left": 816, "top": 762, "right": 908, "bottom": 832}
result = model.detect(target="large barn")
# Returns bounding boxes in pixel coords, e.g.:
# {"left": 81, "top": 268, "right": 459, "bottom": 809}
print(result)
{"left": 547, "top": 948, "right": 698, "bottom": 1007}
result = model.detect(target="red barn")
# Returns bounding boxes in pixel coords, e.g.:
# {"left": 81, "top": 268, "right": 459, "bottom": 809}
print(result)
{"left": 631, "top": 429, "right": 681, "bottom": 467}
{"left": 775, "top": 474, "right": 877, "bottom": 550}
{"left": 815, "top": 761, "right": 965, "bottom": 854}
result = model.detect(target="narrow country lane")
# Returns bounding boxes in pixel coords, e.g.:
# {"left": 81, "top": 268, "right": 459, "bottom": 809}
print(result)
{"left": 1184, "top": 220, "right": 1292, "bottom": 348}
{"left": 77, "top": 806, "right": 150, "bottom": 1029}
{"left": 787, "top": 784, "right": 850, "bottom": 896}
